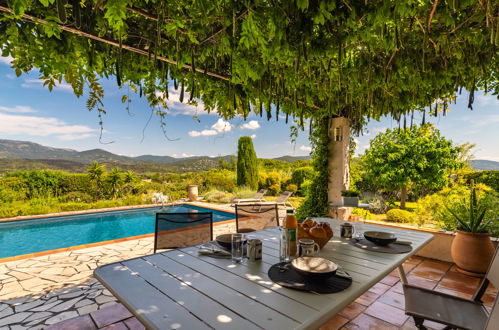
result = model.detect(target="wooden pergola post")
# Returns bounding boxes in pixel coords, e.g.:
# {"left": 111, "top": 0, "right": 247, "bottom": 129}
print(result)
{"left": 328, "top": 117, "right": 352, "bottom": 220}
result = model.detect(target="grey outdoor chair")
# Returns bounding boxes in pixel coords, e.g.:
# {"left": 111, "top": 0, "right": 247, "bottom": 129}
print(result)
{"left": 403, "top": 246, "right": 499, "bottom": 330}
{"left": 232, "top": 189, "right": 268, "bottom": 205}
{"left": 235, "top": 204, "right": 279, "bottom": 233}
{"left": 258, "top": 191, "right": 294, "bottom": 208}
{"left": 154, "top": 212, "right": 213, "bottom": 252}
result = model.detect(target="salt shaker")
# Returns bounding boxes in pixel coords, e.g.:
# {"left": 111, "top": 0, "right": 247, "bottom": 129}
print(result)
{"left": 247, "top": 239, "right": 262, "bottom": 261}
{"left": 341, "top": 222, "right": 354, "bottom": 238}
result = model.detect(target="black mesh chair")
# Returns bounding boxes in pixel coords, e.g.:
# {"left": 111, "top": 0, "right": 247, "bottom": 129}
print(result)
{"left": 154, "top": 212, "right": 213, "bottom": 253}
{"left": 235, "top": 204, "right": 279, "bottom": 233}
{"left": 404, "top": 245, "right": 499, "bottom": 330}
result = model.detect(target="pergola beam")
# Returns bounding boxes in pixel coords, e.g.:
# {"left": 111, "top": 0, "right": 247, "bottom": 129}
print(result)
{"left": 0, "top": 5, "right": 231, "bottom": 82}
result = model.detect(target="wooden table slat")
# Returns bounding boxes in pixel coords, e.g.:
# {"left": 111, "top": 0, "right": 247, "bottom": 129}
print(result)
{"left": 146, "top": 253, "right": 301, "bottom": 330}
{"left": 163, "top": 250, "right": 320, "bottom": 317}
{"left": 125, "top": 258, "right": 261, "bottom": 330}
{"left": 94, "top": 263, "right": 212, "bottom": 330}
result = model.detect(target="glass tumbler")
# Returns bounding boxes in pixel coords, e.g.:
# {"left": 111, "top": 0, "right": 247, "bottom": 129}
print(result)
{"left": 231, "top": 233, "right": 245, "bottom": 263}
{"left": 279, "top": 228, "right": 291, "bottom": 262}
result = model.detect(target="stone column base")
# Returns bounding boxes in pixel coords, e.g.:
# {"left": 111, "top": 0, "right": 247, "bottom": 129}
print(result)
{"left": 329, "top": 206, "right": 353, "bottom": 220}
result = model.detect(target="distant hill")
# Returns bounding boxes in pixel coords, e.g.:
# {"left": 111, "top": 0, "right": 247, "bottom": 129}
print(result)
{"left": 133, "top": 155, "right": 177, "bottom": 163}
{"left": 273, "top": 155, "right": 311, "bottom": 162}
{"left": 469, "top": 159, "right": 499, "bottom": 171}
{"left": 0, "top": 139, "right": 77, "bottom": 159}
{"left": 0, "top": 139, "right": 311, "bottom": 173}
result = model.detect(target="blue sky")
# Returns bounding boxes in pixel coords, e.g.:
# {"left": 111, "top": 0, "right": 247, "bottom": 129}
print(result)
{"left": 0, "top": 56, "right": 498, "bottom": 160}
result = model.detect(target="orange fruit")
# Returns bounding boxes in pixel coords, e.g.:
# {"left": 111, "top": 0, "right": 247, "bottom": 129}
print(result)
{"left": 309, "top": 225, "right": 327, "bottom": 239}
{"left": 302, "top": 218, "right": 317, "bottom": 229}
{"left": 298, "top": 226, "right": 311, "bottom": 239}
{"left": 321, "top": 223, "right": 334, "bottom": 238}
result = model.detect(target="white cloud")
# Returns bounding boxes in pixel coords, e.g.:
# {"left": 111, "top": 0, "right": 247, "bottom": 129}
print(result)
{"left": 189, "top": 118, "right": 232, "bottom": 137}
{"left": 0, "top": 56, "right": 13, "bottom": 65}
{"left": 0, "top": 105, "right": 37, "bottom": 113}
{"left": 250, "top": 134, "right": 256, "bottom": 139}
{"left": 21, "top": 78, "right": 73, "bottom": 92}
{"left": 0, "top": 112, "right": 96, "bottom": 140}
{"left": 156, "top": 88, "right": 214, "bottom": 116}
{"left": 172, "top": 152, "right": 195, "bottom": 158}
{"left": 241, "top": 120, "right": 260, "bottom": 130}
{"left": 477, "top": 94, "right": 499, "bottom": 106}
{"left": 188, "top": 129, "right": 218, "bottom": 137}
{"left": 299, "top": 145, "right": 312, "bottom": 152}
{"left": 211, "top": 118, "right": 232, "bottom": 133}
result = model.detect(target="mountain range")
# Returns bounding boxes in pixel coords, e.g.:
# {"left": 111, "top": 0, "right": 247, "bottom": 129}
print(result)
{"left": 0, "top": 139, "right": 310, "bottom": 173}
{"left": 0, "top": 139, "right": 497, "bottom": 172}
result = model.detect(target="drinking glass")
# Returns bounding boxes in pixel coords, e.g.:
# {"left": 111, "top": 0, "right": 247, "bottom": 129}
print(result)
{"left": 231, "top": 233, "right": 245, "bottom": 263}
{"left": 354, "top": 217, "right": 364, "bottom": 240}
{"left": 279, "top": 228, "right": 291, "bottom": 262}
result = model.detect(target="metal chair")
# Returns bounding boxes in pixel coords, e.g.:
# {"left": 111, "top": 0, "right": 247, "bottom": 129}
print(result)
{"left": 403, "top": 246, "right": 499, "bottom": 330}
{"left": 154, "top": 212, "right": 213, "bottom": 253}
{"left": 235, "top": 204, "right": 279, "bottom": 233}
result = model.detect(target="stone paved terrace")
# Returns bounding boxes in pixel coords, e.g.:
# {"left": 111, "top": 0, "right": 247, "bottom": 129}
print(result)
{"left": 0, "top": 204, "right": 496, "bottom": 329}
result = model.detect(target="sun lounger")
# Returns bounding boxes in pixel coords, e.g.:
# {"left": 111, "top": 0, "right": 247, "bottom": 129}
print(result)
{"left": 232, "top": 189, "right": 268, "bottom": 205}
{"left": 258, "top": 191, "right": 294, "bottom": 208}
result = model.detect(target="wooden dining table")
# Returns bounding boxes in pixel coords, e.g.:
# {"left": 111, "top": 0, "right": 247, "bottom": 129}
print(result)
{"left": 94, "top": 218, "right": 434, "bottom": 330}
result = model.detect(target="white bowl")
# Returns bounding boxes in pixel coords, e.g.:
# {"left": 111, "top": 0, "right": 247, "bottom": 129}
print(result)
{"left": 291, "top": 257, "right": 338, "bottom": 280}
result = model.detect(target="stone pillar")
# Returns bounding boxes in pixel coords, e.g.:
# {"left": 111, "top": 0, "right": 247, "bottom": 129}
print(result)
{"left": 328, "top": 117, "right": 352, "bottom": 220}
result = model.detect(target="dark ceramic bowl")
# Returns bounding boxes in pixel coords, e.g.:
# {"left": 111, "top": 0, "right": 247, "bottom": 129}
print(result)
{"left": 364, "top": 231, "right": 397, "bottom": 246}
{"left": 215, "top": 234, "right": 247, "bottom": 250}
{"left": 291, "top": 257, "right": 338, "bottom": 280}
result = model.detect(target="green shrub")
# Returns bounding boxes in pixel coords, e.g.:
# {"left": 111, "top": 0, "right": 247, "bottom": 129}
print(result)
{"left": 203, "top": 190, "right": 234, "bottom": 203}
{"left": 268, "top": 183, "right": 281, "bottom": 196}
{"left": 258, "top": 172, "right": 268, "bottom": 189}
{"left": 233, "top": 187, "right": 257, "bottom": 199}
{"left": 364, "top": 195, "right": 388, "bottom": 214}
{"left": 291, "top": 167, "right": 315, "bottom": 187}
{"left": 59, "top": 202, "right": 89, "bottom": 212}
{"left": 59, "top": 192, "right": 94, "bottom": 203}
{"left": 203, "top": 169, "right": 236, "bottom": 192}
{"left": 168, "top": 190, "right": 187, "bottom": 201}
{"left": 465, "top": 171, "right": 499, "bottom": 193}
{"left": 285, "top": 184, "right": 298, "bottom": 194}
{"left": 352, "top": 208, "right": 373, "bottom": 220}
{"left": 265, "top": 171, "right": 281, "bottom": 186}
{"left": 386, "top": 209, "right": 414, "bottom": 223}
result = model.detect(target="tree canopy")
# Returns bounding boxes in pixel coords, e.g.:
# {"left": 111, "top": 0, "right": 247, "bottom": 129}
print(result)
{"left": 362, "top": 124, "right": 463, "bottom": 208}
{"left": 0, "top": 0, "right": 497, "bottom": 133}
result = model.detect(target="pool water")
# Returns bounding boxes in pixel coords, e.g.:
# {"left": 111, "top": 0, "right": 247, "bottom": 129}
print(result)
{"left": 0, "top": 204, "right": 234, "bottom": 259}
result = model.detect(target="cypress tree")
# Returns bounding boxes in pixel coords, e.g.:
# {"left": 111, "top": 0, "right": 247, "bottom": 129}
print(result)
{"left": 237, "top": 136, "right": 258, "bottom": 190}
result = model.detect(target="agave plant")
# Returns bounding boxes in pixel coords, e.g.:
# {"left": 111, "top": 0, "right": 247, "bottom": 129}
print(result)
{"left": 443, "top": 182, "right": 494, "bottom": 233}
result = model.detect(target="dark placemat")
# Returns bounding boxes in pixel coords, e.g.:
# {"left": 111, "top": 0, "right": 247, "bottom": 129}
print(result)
{"left": 350, "top": 238, "right": 412, "bottom": 254}
{"left": 268, "top": 262, "right": 352, "bottom": 294}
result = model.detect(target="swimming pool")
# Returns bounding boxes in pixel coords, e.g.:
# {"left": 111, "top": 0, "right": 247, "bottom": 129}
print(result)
{"left": 0, "top": 204, "right": 234, "bottom": 259}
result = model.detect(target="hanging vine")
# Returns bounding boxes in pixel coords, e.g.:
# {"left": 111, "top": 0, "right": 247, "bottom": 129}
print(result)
{"left": 0, "top": 0, "right": 496, "bottom": 135}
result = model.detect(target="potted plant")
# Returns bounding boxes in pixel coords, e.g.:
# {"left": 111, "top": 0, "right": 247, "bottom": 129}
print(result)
{"left": 443, "top": 183, "right": 496, "bottom": 277}
{"left": 341, "top": 190, "right": 360, "bottom": 207}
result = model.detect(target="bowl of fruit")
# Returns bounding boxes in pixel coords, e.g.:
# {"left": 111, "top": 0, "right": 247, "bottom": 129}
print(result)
{"left": 297, "top": 218, "right": 334, "bottom": 249}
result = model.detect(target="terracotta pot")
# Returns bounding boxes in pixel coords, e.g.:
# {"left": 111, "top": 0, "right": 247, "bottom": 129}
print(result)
{"left": 451, "top": 230, "right": 495, "bottom": 277}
